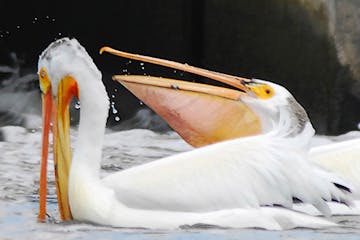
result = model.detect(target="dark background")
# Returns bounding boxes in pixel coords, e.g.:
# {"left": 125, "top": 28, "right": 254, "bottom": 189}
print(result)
{"left": 0, "top": 0, "right": 359, "bottom": 134}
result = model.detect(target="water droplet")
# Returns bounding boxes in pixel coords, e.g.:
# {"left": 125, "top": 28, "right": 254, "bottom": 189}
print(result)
{"left": 122, "top": 69, "right": 128, "bottom": 73}
{"left": 74, "top": 101, "right": 81, "bottom": 109}
{"left": 114, "top": 89, "right": 118, "bottom": 92}
{"left": 0, "top": 34, "right": 3, "bottom": 38}
{"left": 173, "top": 70, "right": 177, "bottom": 74}
{"left": 52, "top": 18, "right": 56, "bottom": 22}
{"left": 111, "top": 94, "right": 115, "bottom": 98}
{"left": 111, "top": 102, "right": 118, "bottom": 114}
{"left": 16, "top": 25, "right": 20, "bottom": 29}
{"left": 139, "top": 101, "right": 144, "bottom": 105}
{"left": 6, "top": 31, "right": 9, "bottom": 34}
{"left": 46, "top": 16, "right": 50, "bottom": 19}
{"left": 140, "top": 62, "right": 144, "bottom": 66}
{"left": 32, "top": 21, "right": 36, "bottom": 24}
{"left": 58, "top": 32, "right": 62, "bottom": 36}
{"left": 31, "top": 129, "right": 36, "bottom": 133}
{"left": 141, "top": 66, "right": 145, "bottom": 70}
{"left": 34, "top": 17, "right": 38, "bottom": 21}
{"left": 115, "top": 116, "right": 120, "bottom": 121}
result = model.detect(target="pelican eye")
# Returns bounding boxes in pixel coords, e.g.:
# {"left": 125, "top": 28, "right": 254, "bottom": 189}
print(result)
{"left": 249, "top": 84, "right": 274, "bottom": 99}
{"left": 40, "top": 70, "right": 46, "bottom": 78}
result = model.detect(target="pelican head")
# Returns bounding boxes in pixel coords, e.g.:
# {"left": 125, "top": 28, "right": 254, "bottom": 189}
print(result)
{"left": 39, "top": 38, "right": 102, "bottom": 96}
{"left": 37, "top": 38, "right": 108, "bottom": 221}
{"left": 242, "top": 79, "right": 311, "bottom": 137}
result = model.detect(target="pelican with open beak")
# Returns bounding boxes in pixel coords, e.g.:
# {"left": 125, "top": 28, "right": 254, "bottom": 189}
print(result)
{"left": 38, "top": 38, "right": 354, "bottom": 229}
{"left": 100, "top": 47, "right": 360, "bottom": 205}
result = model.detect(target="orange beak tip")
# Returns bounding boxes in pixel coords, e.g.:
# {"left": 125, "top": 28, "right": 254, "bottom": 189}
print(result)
{"left": 99, "top": 46, "right": 111, "bottom": 55}
{"left": 99, "top": 47, "right": 106, "bottom": 55}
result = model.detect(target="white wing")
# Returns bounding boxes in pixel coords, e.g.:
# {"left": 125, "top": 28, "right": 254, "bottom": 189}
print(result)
{"left": 310, "top": 138, "right": 360, "bottom": 198}
{"left": 102, "top": 134, "right": 352, "bottom": 216}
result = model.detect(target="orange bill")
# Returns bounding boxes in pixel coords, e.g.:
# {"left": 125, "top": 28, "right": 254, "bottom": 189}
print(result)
{"left": 100, "top": 47, "right": 252, "bottom": 92}
{"left": 39, "top": 68, "right": 77, "bottom": 221}
{"left": 38, "top": 90, "right": 52, "bottom": 222}
{"left": 52, "top": 76, "right": 78, "bottom": 220}
{"left": 100, "top": 47, "right": 262, "bottom": 147}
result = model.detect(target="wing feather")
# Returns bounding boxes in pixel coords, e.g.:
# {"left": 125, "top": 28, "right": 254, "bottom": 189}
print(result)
{"left": 102, "top": 134, "right": 352, "bottom": 215}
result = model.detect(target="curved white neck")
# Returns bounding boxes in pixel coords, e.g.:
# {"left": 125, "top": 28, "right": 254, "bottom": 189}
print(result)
{"left": 72, "top": 72, "right": 109, "bottom": 179}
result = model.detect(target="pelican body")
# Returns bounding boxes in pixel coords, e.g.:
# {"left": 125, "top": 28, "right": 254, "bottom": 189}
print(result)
{"left": 38, "top": 38, "right": 353, "bottom": 230}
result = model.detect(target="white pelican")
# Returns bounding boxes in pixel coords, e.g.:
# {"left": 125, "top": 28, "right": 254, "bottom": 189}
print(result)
{"left": 38, "top": 38, "right": 353, "bottom": 230}
{"left": 100, "top": 47, "right": 360, "bottom": 207}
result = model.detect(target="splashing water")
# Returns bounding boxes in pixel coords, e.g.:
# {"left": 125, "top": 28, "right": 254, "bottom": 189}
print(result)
{"left": 0, "top": 53, "right": 41, "bottom": 128}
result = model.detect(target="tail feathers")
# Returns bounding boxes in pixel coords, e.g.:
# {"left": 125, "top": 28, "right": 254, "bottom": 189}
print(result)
{"left": 316, "top": 169, "right": 355, "bottom": 215}
{"left": 331, "top": 182, "right": 354, "bottom": 208}
{"left": 333, "top": 182, "right": 352, "bottom": 193}
{"left": 294, "top": 164, "right": 354, "bottom": 216}
{"left": 327, "top": 171, "right": 354, "bottom": 208}
{"left": 312, "top": 199, "right": 331, "bottom": 217}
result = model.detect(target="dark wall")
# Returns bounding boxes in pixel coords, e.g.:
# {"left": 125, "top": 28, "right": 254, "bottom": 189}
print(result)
{"left": 0, "top": 0, "right": 358, "bottom": 134}
{"left": 201, "top": 1, "right": 358, "bottom": 134}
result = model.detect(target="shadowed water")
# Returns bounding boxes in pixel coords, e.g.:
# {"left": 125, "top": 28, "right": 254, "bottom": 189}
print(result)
{"left": 1, "top": 123, "right": 360, "bottom": 240}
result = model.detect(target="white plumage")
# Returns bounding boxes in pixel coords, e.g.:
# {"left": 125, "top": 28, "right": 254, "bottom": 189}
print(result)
{"left": 311, "top": 138, "right": 360, "bottom": 197}
{"left": 38, "top": 38, "right": 353, "bottom": 230}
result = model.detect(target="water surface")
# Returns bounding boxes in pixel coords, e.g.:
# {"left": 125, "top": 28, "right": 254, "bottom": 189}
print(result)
{"left": 1, "top": 125, "right": 359, "bottom": 240}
